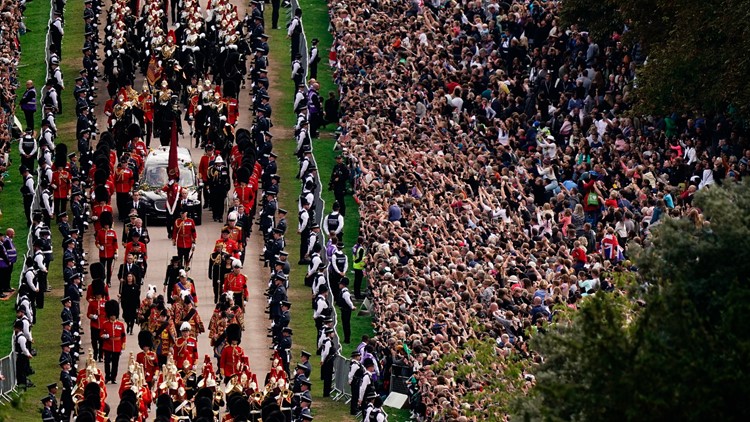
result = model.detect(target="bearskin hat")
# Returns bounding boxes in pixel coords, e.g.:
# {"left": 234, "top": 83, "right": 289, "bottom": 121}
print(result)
{"left": 138, "top": 330, "right": 154, "bottom": 350}
{"left": 229, "top": 394, "right": 250, "bottom": 417}
{"left": 127, "top": 123, "right": 142, "bottom": 139}
{"left": 236, "top": 166, "right": 250, "bottom": 184}
{"left": 94, "top": 167, "right": 110, "bottom": 186}
{"left": 105, "top": 299, "right": 120, "bottom": 319}
{"left": 89, "top": 278, "right": 106, "bottom": 297}
{"left": 99, "top": 210, "right": 114, "bottom": 227}
{"left": 54, "top": 143, "right": 68, "bottom": 168}
{"left": 226, "top": 323, "right": 242, "bottom": 344}
{"left": 90, "top": 262, "right": 105, "bottom": 280}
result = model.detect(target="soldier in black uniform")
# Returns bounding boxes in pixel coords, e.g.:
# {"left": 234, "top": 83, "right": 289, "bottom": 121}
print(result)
{"left": 41, "top": 396, "right": 56, "bottom": 422}
{"left": 268, "top": 273, "right": 287, "bottom": 320}
{"left": 207, "top": 156, "right": 230, "bottom": 222}
{"left": 70, "top": 191, "right": 86, "bottom": 234}
{"left": 59, "top": 342, "right": 76, "bottom": 376}
{"left": 264, "top": 228, "right": 284, "bottom": 266}
{"left": 276, "top": 327, "right": 292, "bottom": 376}
{"left": 59, "top": 359, "right": 75, "bottom": 422}
{"left": 272, "top": 299, "right": 291, "bottom": 345}
{"left": 65, "top": 273, "right": 83, "bottom": 335}
{"left": 259, "top": 191, "right": 277, "bottom": 239}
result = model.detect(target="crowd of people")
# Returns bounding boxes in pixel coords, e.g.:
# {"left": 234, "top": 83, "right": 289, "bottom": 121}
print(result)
{"left": 320, "top": 0, "right": 750, "bottom": 420}
{"left": 0, "top": 0, "right": 26, "bottom": 188}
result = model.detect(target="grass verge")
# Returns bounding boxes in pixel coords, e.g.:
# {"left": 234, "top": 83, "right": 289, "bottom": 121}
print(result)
{"left": 0, "top": 0, "right": 83, "bottom": 419}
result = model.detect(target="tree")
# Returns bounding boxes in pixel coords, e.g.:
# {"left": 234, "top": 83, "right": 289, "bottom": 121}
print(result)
{"left": 514, "top": 182, "right": 750, "bottom": 421}
{"left": 560, "top": 0, "right": 750, "bottom": 119}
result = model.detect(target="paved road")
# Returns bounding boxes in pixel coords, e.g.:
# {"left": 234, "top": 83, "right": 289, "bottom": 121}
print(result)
{"left": 77, "top": 0, "right": 273, "bottom": 409}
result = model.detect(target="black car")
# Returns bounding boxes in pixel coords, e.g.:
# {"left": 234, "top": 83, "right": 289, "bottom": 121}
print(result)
{"left": 137, "top": 146, "right": 203, "bottom": 225}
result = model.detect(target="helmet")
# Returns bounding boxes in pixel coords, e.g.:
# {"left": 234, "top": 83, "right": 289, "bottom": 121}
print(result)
{"left": 180, "top": 322, "right": 191, "bottom": 332}
{"left": 214, "top": 156, "right": 224, "bottom": 164}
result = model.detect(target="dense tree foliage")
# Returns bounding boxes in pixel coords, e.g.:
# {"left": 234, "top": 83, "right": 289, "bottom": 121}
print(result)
{"left": 513, "top": 182, "right": 750, "bottom": 421}
{"left": 561, "top": 0, "right": 750, "bottom": 118}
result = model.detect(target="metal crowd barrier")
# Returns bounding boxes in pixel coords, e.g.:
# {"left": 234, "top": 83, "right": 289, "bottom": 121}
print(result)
{"left": 330, "top": 354, "right": 351, "bottom": 402}
{"left": 0, "top": 0, "right": 57, "bottom": 399}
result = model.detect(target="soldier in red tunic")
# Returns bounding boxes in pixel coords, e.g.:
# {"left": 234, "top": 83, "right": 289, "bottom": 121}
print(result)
{"left": 172, "top": 209, "right": 197, "bottom": 267}
{"left": 51, "top": 146, "right": 71, "bottom": 217}
{"left": 95, "top": 211, "right": 118, "bottom": 287}
{"left": 136, "top": 331, "right": 158, "bottom": 387}
{"left": 174, "top": 322, "right": 199, "bottom": 369}
{"left": 139, "top": 84, "right": 155, "bottom": 146}
{"left": 91, "top": 186, "right": 113, "bottom": 233}
{"left": 100, "top": 300, "right": 126, "bottom": 383}
{"left": 223, "top": 259, "right": 249, "bottom": 311}
{"left": 114, "top": 156, "right": 135, "bottom": 220}
{"left": 87, "top": 281, "right": 108, "bottom": 362}
{"left": 219, "top": 323, "right": 244, "bottom": 383}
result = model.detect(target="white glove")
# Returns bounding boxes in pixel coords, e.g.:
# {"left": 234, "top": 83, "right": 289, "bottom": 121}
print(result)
{"left": 102, "top": 334, "right": 110, "bottom": 339}
{"left": 99, "top": 245, "right": 104, "bottom": 251}
{"left": 91, "top": 315, "right": 98, "bottom": 320}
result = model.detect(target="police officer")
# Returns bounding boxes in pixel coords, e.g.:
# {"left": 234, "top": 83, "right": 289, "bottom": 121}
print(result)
{"left": 348, "top": 349, "right": 364, "bottom": 415}
{"left": 323, "top": 201, "right": 345, "bottom": 240}
{"left": 309, "top": 38, "right": 320, "bottom": 80}
{"left": 329, "top": 242, "right": 348, "bottom": 301}
{"left": 320, "top": 327, "right": 335, "bottom": 397}
{"left": 338, "top": 278, "right": 355, "bottom": 344}
{"left": 287, "top": 8, "right": 302, "bottom": 62}
{"left": 207, "top": 156, "right": 230, "bottom": 222}
{"left": 330, "top": 154, "right": 351, "bottom": 216}
{"left": 298, "top": 200, "right": 312, "bottom": 264}
{"left": 20, "top": 166, "right": 35, "bottom": 227}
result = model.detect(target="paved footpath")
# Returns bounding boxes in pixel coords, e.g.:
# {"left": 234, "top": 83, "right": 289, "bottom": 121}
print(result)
{"left": 78, "top": 0, "right": 275, "bottom": 410}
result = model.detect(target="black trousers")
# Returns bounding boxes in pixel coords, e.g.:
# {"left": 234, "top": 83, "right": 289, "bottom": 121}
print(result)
{"left": 309, "top": 61, "right": 318, "bottom": 80}
{"left": 100, "top": 257, "right": 114, "bottom": 286}
{"left": 291, "top": 34, "right": 300, "bottom": 62}
{"left": 322, "top": 357, "right": 334, "bottom": 397}
{"left": 0, "top": 266, "right": 12, "bottom": 291}
{"left": 177, "top": 247, "right": 191, "bottom": 268}
{"left": 145, "top": 120, "right": 153, "bottom": 147}
{"left": 334, "top": 190, "right": 347, "bottom": 216}
{"left": 24, "top": 196, "right": 33, "bottom": 227}
{"left": 90, "top": 327, "right": 101, "bottom": 360}
{"left": 210, "top": 189, "right": 226, "bottom": 221}
{"left": 271, "top": 0, "right": 280, "bottom": 29}
{"left": 350, "top": 380, "right": 360, "bottom": 415}
{"left": 16, "top": 353, "right": 30, "bottom": 386}
{"left": 104, "top": 350, "right": 121, "bottom": 382}
{"left": 340, "top": 306, "right": 352, "bottom": 343}
{"left": 166, "top": 211, "right": 178, "bottom": 238}
{"left": 54, "top": 198, "right": 68, "bottom": 219}
{"left": 299, "top": 229, "right": 310, "bottom": 261}
{"left": 36, "top": 272, "right": 47, "bottom": 309}
{"left": 116, "top": 192, "right": 129, "bottom": 221}
{"left": 353, "top": 269, "right": 364, "bottom": 298}
{"left": 23, "top": 109, "right": 35, "bottom": 131}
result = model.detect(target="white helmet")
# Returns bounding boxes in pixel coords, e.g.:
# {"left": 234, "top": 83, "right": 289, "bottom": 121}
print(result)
{"left": 180, "top": 322, "right": 191, "bottom": 332}
{"left": 231, "top": 258, "right": 242, "bottom": 269}
{"left": 214, "top": 156, "right": 224, "bottom": 164}
{"left": 228, "top": 211, "right": 238, "bottom": 221}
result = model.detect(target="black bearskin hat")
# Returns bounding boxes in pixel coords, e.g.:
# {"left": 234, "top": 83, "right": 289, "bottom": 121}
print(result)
{"left": 105, "top": 299, "right": 120, "bottom": 319}
{"left": 226, "top": 323, "right": 242, "bottom": 344}
{"left": 90, "top": 262, "right": 105, "bottom": 280}
{"left": 94, "top": 185, "right": 110, "bottom": 203}
{"left": 229, "top": 394, "right": 250, "bottom": 417}
{"left": 99, "top": 210, "right": 114, "bottom": 227}
{"left": 138, "top": 330, "right": 154, "bottom": 350}
{"left": 54, "top": 143, "right": 68, "bottom": 168}
{"left": 99, "top": 131, "right": 114, "bottom": 149}
{"left": 89, "top": 278, "right": 106, "bottom": 297}
{"left": 127, "top": 123, "right": 142, "bottom": 139}
{"left": 94, "top": 167, "right": 109, "bottom": 186}
{"left": 236, "top": 167, "right": 250, "bottom": 184}
{"left": 223, "top": 80, "right": 237, "bottom": 99}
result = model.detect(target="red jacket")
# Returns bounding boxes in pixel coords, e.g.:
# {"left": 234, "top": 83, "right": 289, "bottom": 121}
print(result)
{"left": 225, "top": 97, "right": 239, "bottom": 125}
{"left": 114, "top": 168, "right": 135, "bottom": 193}
{"left": 234, "top": 185, "right": 255, "bottom": 210}
{"left": 136, "top": 350, "right": 159, "bottom": 384}
{"left": 100, "top": 319, "right": 126, "bottom": 352}
{"left": 172, "top": 218, "right": 197, "bottom": 248}
{"left": 87, "top": 299, "right": 107, "bottom": 329}
{"left": 199, "top": 153, "right": 214, "bottom": 180}
{"left": 124, "top": 241, "right": 148, "bottom": 259}
{"left": 51, "top": 169, "right": 71, "bottom": 199}
{"left": 220, "top": 345, "right": 244, "bottom": 378}
{"left": 215, "top": 238, "right": 240, "bottom": 258}
{"left": 223, "top": 273, "right": 248, "bottom": 299}
{"left": 96, "top": 228, "right": 118, "bottom": 259}
{"left": 173, "top": 336, "right": 199, "bottom": 368}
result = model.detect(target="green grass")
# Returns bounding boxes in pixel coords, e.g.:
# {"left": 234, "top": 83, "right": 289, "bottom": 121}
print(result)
{"left": 0, "top": 0, "right": 54, "bottom": 360}
{"left": 0, "top": 1, "right": 84, "bottom": 419}
{"left": 265, "top": 8, "right": 298, "bottom": 128}
{"left": 296, "top": 0, "right": 336, "bottom": 104}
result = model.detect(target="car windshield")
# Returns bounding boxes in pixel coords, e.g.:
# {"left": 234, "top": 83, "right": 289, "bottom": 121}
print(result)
{"left": 142, "top": 163, "right": 194, "bottom": 187}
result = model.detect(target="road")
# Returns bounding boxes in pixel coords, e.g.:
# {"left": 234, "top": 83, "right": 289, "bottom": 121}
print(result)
{"left": 77, "top": 0, "right": 273, "bottom": 410}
